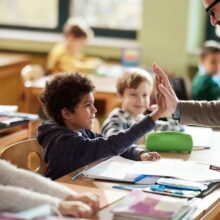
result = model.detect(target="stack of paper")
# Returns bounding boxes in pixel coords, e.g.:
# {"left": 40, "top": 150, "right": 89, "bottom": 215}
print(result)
{"left": 112, "top": 190, "right": 197, "bottom": 220}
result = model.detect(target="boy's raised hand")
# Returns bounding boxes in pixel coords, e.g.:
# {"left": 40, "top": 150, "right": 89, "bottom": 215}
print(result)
{"left": 153, "top": 63, "right": 179, "bottom": 117}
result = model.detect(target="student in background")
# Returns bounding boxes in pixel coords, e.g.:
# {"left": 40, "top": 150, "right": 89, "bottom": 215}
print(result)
{"left": 0, "top": 159, "right": 99, "bottom": 218}
{"left": 101, "top": 68, "right": 160, "bottom": 160}
{"left": 192, "top": 42, "right": 220, "bottom": 101}
{"left": 48, "top": 18, "right": 99, "bottom": 74}
{"left": 37, "top": 73, "right": 166, "bottom": 180}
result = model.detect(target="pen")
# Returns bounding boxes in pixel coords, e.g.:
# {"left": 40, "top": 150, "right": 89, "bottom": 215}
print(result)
{"left": 71, "top": 169, "right": 85, "bottom": 181}
{"left": 196, "top": 162, "right": 220, "bottom": 171}
{"left": 133, "top": 175, "right": 147, "bottom": 183}
{"left": 112, "top": 184, "right": 150, "bottom": 190}
{"left": 193, "top": 146, "right": 210, "bottom": 151}
{"left": 150, "top": 185, "right": 184, "bottom": 195}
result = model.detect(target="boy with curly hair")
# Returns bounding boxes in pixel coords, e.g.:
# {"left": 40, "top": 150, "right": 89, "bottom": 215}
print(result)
{"left": 37, "top": 73, "right": 166, "bottom": 180}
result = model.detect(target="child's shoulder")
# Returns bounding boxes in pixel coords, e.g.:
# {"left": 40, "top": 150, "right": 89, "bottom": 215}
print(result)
{"left": 49, "top": 43, "right": 67, "bottom": 58}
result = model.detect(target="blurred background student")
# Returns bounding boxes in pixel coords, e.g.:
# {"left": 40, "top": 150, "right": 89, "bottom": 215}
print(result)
{"left": 191, "top": 41, "right": 220, "bottom": 101}
{"left": 47, "top": 17, "right": 100, "bottom": 74}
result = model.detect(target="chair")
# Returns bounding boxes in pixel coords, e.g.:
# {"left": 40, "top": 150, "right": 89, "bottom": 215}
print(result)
{"left": 21, "top": 64, "right": 45, "bottom": 87}
{"left": 20, "top": 64, "right": 45, "bottom": 114}
{"left": 0, "top": 138, "right": 46, "bottom": 176}
{"left": 170, "top": 77, "right": 189, "bottom": 100}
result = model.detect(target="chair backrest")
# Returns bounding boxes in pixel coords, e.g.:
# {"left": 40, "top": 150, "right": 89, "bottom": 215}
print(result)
{"left": 170, "top": 77, "right": 189, "bottom": 100}
{"left": 21, "top": 64, "right": 45, "bottom": 85}
{"left": 0, "top": 138, "right": 46, "bottom": 176}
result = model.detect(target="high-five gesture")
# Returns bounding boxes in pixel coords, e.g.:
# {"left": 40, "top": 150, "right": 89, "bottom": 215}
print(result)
{"left": 153, "top": 63, "right": 179, "bottom": 117}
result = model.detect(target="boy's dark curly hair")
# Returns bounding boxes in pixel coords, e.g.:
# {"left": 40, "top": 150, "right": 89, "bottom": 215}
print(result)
{"left": 40, "top": 73, "right": 95, "bottom": 124}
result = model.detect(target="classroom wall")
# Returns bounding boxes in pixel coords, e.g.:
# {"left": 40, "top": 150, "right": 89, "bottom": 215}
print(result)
{"left": 139, "top": 0, "right": 190, "bottom": 76}
{"left": 0, "top": 0, "right": 206, "bottom": 77}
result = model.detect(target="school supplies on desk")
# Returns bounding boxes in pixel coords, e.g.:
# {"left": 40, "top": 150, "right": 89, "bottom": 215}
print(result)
{"left": 112, "top": 184, "right": 201, "bottom": 198}
{"left": 145, "top": 131, "right": 193, "bottom": 153}
{"left": 112, "top": 190, "right": 199, "bottom": 220}
{"left": 157, "top": 178, "right": 208, "bottom": 191}
{"left": 0, "top": 112, "right": 39, "bottom": 128}
{"left": 83, "top": 156, "right": 220, "bottom": 183}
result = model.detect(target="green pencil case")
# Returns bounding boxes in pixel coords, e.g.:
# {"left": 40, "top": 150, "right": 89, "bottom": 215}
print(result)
{"left": 145, "top": 131, "right": 193, "bottom": 153}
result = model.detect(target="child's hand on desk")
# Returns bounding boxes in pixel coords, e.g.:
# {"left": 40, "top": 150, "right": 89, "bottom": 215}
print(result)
{"left": 139, "top": 152, "right": 161, "bottom": 161}
{"left": 59, "top": 200, "right": 93, "bottom": 218}
{"left": 66, "top": 192, "right": 99, "bottom": 212}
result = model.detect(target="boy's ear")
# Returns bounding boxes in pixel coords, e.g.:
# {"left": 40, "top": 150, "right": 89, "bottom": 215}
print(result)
{"left": 61, "top": 108, "right": 71, "bottom": 120}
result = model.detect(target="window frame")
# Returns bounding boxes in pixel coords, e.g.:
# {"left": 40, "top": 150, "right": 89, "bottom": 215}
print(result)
{"left": 0, "top": 0, "right": 68, "bottom": 33}
{"left": 0, "top": 0, "right": 137, "bottom": 39}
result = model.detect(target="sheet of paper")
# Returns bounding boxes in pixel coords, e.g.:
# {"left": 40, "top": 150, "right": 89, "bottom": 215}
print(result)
{"left": 83, "top": 156, "right": 136, "bottom": 181}
{"left": 0, "top": 105, "right": 18, "bottom": 114}
{"left": 84, "top": 156, "right": 220, "bottom": 182}
{"left": 184, "top": 126, "right": 212, "bottom": 148}
{"left": 130, "top": 159, "right": 220, "bottom": 182}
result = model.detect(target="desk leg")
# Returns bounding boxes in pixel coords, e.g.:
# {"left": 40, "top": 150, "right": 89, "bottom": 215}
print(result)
{"left": 24, "top": 87, "right": 41, "bottom": 114}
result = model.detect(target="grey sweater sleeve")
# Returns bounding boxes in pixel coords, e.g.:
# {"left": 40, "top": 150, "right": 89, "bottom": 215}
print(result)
{"left": 0, "top": 185, "right": 60, "bottom": 212}
{"left": 0, "top": 160, "right": 73, "bottom": 199}
{"left": 179, "top": 100, "right": 220, "bottom": 127}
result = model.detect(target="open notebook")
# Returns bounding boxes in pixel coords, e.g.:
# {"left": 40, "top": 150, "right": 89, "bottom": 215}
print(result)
{"left": 184, "top": 126, "right": 213, "bottom": 149}
{"left": 83, "top": 156, "right": 220, "bottom": 182}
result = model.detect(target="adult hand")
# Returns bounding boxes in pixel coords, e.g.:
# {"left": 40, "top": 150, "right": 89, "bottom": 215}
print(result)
{"left": 139, "top": 152, "right": 161, "bottom": 161}
{"left": 153, "top": 63, "right": 179, "bottom": 117}
{"left": 59, "top": 200, "right": 93, "bottom": 218}
{"left": 66, "top": 192, "right": 99, "bottom": 212}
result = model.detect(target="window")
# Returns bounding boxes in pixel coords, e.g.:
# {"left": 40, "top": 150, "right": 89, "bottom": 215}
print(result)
{"left": 70, "top": 0, "right": 142, "bottom": 39}
{"left": 0, "top": 0, "right": 68, "bottom": 32}
{"left": 0, "top": 0, "right": 142, "bottom": 39}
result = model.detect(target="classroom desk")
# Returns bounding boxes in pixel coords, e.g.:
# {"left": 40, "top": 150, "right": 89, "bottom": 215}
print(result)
{"left": 24, "top": 74, "right": 118, "bottom": 117}
{"left": 0, "top": 120, "right": 41, "bottom": 148}
{"left": 57, "top": 129, "right": 220, "bottom": 220}
{"left": 0, "top": 52, "right": 30, "bottom": 107}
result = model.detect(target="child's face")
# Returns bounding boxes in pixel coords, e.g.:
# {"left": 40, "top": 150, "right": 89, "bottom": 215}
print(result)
{"left": 63, "top": 92, "right": 97, "bottom": 132}
{"left": 120, "top": 81, "right": 151, "bottom": 118}
{"left": 202, "top": 53, "right": 220, "bottom": 75}
{"left": 67, "top": 35, "right": 87, "bottom": 53}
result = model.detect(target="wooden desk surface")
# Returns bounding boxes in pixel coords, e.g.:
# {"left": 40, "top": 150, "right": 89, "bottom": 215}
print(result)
{"left": 57, "top": 129, "right": 220, "bottom": 220}
{"left": 24, "top": 74, "right": 118, "bottom": 116}
{"left": 26, "top": 74, "right": 117, "bottom": 94}
{"left": 0, "top": 52, "right": 29, "bottom": 67}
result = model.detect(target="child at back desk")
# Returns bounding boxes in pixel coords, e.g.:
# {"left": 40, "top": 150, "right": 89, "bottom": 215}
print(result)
{"left": 192, "top": 42, "right": 220, "bottom": 101}
{"left": 37, "top": 73, "right": 166, "bottom": 180}
{"left": 101, "top": 68, "right": 160, "bottom": 161}
{"left": 47, "top": 18, "right": 100, "bottom": 74}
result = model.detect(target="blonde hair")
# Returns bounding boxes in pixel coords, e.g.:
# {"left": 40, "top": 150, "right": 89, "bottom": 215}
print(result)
{"left": 116, "top": 68, "right": 153, "bottom": 95}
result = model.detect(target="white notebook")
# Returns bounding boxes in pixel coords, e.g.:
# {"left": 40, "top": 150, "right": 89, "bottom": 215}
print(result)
{"left": 184, "top": 126, "right": 212, "bottom": 148}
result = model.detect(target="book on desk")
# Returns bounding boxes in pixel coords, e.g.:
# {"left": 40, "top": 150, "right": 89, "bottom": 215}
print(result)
{"left": 0, "top": 113, "right": 39, "bottom": 129}
{"left": 112, "top": 190, "right": 201, "bottom": 220}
